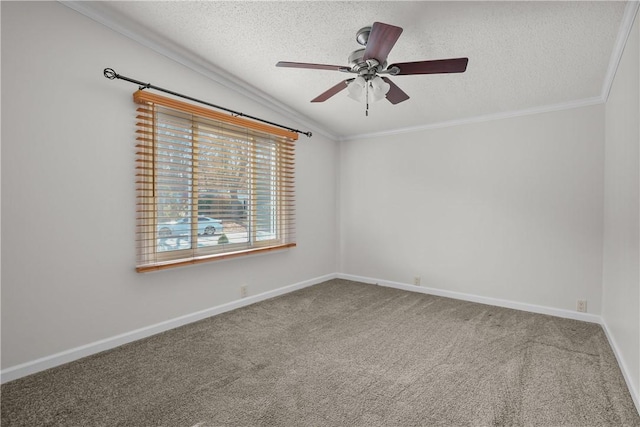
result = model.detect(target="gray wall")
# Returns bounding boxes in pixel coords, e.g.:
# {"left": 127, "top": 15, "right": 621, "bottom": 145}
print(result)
{"left": 1, "top": 1, "right": 339, "bottom": 369}
{"left": 339, "top": 104, "right": 605, "bottom": 313}
{"left": 603, "top": 11, "right": 640, "bottom": 405}
{"left": 1, "top": 4, "right": 638, "bottom": 409}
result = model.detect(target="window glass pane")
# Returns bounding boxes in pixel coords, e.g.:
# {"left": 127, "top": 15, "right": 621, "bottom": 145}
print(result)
{"left": 155, "top": 110, "right": 193, "bottom": 253}
{"left": 197, "top": 121, "right": 250, "bottom": 248}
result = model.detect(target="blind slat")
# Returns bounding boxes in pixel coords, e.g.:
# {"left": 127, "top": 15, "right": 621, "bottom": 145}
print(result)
{"left": 134, "top": 91, "right": 296, "bottom": 271}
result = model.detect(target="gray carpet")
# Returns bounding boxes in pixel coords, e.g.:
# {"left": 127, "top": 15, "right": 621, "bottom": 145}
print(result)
{"left": 2, "top": 279, "right": 639, "bottom": 426}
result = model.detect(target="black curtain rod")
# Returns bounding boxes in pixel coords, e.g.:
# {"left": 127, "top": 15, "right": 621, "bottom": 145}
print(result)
{"left": 103, "top": 68, "right": 312, "bottom": 138}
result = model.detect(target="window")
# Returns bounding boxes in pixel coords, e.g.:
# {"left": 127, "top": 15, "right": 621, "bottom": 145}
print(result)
{"left": 134, "top": 90, "right": 297, "bottom": 272}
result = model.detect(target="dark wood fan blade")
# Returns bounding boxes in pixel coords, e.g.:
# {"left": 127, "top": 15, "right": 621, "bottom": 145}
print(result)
{"left": 311, "top": 80, "right": 350, "bottom": 102}
{"left": 363, "top": 22, "right": 403, "bottom": 63}
{"left": 381, "top": 77, "right": 410, "bottom": 104}
{"left": 389, "top": 57, "right": 468, "bottom": 75}
{"left": 276, "top": 61, "right": 346, "bottom": 71}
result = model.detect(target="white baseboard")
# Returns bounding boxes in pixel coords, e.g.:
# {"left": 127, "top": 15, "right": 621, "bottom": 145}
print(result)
{"left": 4, "top": 270, "right": 638, "bottom": 418}
{"left": 337, "top": 273, "right": 602, "bottom": 323}
{"left": 0, "top": 273, "right": 337, "bottom": 384}
{"left": 601, "top": 319, "right": 640, "bottom": 415}
{"left": 338, "top": 273, "right": 639, "bottom": 414}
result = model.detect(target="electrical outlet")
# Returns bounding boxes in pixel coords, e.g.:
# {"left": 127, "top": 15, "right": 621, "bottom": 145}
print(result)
{"left": 413, "top": 276, "right": 421, "bottom": 286}
{"left": 240, "top": 285, "right": 248, "bottom": 298}
{"left": 576, "top": 300, "right": 587, "bottom": 313}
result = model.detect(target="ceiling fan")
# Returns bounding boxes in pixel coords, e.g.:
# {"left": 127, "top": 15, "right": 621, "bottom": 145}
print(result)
{"left": 276, "top": 22, "right": 468, "bottom": 115}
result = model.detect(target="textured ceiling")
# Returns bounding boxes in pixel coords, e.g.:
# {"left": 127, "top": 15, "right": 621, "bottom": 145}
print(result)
{"left": 69, "top": 1, "right": 629, "bottom": 140}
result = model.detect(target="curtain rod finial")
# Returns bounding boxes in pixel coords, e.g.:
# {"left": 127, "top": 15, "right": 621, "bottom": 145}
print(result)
{"left": 103, "top": 68, "right": 117, "bottom": 80}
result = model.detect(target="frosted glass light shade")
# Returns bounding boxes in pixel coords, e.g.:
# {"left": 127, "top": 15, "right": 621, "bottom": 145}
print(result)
{"left": 370, "top": 76, "right": 390, "bottom": 102}
{"left": 347, "top": 76, "right": 389, "bottom": 103}
{"left": 347, "top": 76, "right": 366, "bottom": 102}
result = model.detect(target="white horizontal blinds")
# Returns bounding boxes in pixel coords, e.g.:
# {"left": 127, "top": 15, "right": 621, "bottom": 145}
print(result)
{"left": 134, "top": 90, "right": 297, "bottom": 272}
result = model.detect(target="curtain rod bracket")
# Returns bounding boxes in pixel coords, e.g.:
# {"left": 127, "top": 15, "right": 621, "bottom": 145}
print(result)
{"left": 103, "top": 67, "right": 312, "bottom": 138}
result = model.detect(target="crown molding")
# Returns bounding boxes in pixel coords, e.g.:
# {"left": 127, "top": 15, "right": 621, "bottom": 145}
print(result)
{"left": 601, "top": 1, "right": 639, "bottom": 102}
{"left": 59, "top": 1, "right": 338, "bottom": 141}
{"left": 339, "top": 96, "right": 604, "bottom": 142}
{"left": 60, "top": 0, "right": 636, "bottom": 143}
{"left": 341, "top": 1, "right": 637, "bottom": 142}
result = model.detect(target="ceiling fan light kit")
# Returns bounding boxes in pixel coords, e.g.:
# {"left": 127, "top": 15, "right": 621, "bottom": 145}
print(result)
{"left": 276, "top": 21, "right": 469, "bottom": 116}
{"left": 347, "top": 76, "right": 391, "bottom": 116}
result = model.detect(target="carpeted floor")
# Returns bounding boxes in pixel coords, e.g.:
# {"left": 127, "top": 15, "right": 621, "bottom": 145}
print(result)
{"left": 2, "top": 279, "right": 639, "bottom": 426}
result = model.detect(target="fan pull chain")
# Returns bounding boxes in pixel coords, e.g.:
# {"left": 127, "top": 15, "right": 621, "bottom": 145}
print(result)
{"left": 365, "top": 81, "right": 370, "bottom": 117}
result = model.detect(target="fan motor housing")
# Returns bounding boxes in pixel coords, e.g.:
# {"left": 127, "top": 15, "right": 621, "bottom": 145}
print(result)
{"left": 348, "top": 49, "right": 366, "bottom": 69}
{"left": 348, "top": 48, "right": 386, "bottom": 75}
